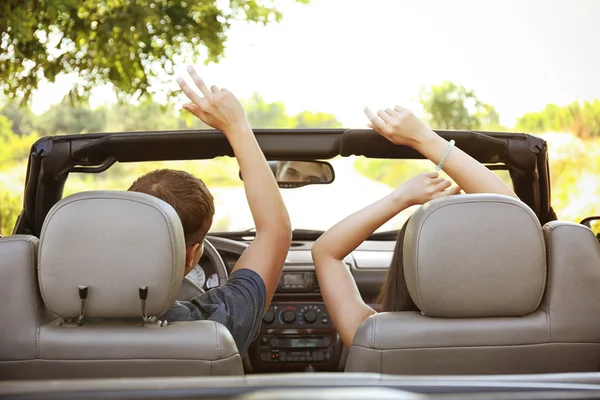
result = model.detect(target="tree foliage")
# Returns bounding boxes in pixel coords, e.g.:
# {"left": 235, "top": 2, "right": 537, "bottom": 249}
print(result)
{"left": 419, "top": 81, "right": 504, "bottom": 131}
{"left": 516, "top": 100, "right": 600, "bottom": 138}
{"left": 0, "top": 0, "right": 308, "bottom": 104}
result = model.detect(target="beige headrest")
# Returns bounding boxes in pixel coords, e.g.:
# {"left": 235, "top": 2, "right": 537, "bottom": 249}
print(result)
{"left": 404, "top": 194, "right": 546, "bottom": 318}
{"left": 39, "top": 191, "right": 185, "bottom": 320}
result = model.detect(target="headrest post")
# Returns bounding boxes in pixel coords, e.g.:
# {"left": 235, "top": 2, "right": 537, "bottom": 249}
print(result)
{"left": 77, "top": 285, "right": 88, "bottom": 326}
{"left": 138, "top": 286, "right": 167, "bottom": 327}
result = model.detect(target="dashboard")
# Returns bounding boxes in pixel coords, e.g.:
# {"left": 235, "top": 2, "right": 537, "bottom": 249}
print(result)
{"left": 199, "top": 237, "right": 395, "bottom": 374}
{"left": 187, "top": 259, "right": 220, "bottom": 290}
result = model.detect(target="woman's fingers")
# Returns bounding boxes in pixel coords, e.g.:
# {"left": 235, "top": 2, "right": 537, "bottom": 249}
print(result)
{"left": 424, "top": 171, "right": 440, "bottom": 179}
{"left": 430, "top": 176, "right": 446, "bottom": 185}
{"left": 186, "top": 65, "right": 211, "bottom": 97}
{"left": 210, "top": 85, "right": 220, "bottom": 93}
{"left": 364, "top": 108, "right": 387, "bottom": 132}
{"left": 434, "top": 179, "right": 453, "bottom": 192}
{"left": 384, "top": 108, "right": 398, "bottom": 117}
{"left": 377, "top": 109, "right": 394, "bottom": 124}
{"left": 435, "top": 185, "right": 462, "bottom": 198}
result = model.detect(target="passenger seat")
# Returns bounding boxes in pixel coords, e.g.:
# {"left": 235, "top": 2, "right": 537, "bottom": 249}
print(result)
{"left": 345, "top": 194, "right": 600, "bottom": 375}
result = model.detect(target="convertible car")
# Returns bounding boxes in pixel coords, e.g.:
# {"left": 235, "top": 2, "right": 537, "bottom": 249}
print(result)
{"left": 1, "top": 128, "right": 600, "bottom": 399}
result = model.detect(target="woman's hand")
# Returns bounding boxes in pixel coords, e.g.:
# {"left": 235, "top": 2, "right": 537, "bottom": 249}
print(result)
{"left": 393, "top": 172, "right": 461, "bottom": 207}
{"left": 177, "top": 65, "right": 251, "bottom": 137}
{"left": 364, "top": 105, "right": 435, "bottom": 148}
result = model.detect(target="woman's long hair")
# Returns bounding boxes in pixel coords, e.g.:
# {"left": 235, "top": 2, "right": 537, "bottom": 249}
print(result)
{"left": 375, "top": 220, "right": 420, "bottom": 312}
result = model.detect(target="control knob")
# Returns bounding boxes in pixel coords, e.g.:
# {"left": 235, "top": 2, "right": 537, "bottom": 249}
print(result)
{"left": 303, "top": 310, "right": 317, "bottom": 323}
{"left": 262, "top": 311, "right": 275, "bottom": 324}
{"left": 283, "top": 310, "right": 296, "bottom": 323}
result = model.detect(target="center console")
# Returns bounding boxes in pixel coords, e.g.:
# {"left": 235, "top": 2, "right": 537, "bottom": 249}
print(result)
{"left": 247, "top": 272, "right": 344, "bottom": 372}
{"left": 258, "top": 303, "right": 334, "bottom": 365}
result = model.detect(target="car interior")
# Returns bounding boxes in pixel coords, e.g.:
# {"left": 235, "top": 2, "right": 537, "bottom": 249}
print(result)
{"left": 1, "top": 128, "right": 600, "bottom": 399}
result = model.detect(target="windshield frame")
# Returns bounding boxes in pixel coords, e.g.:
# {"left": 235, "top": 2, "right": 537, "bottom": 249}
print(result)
{"left": 14, "top": 129, "right": 553, "bottom": 237}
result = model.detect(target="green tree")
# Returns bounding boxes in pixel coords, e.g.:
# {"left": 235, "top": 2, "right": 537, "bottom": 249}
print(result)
{"left": 0, "top": 101, "right": 37, "bottom": 135}
{"left": 419, "top": 81, "right": 504, "bottom": 130}
{"left": 0, "top": 115, "right": 39, "bottom": 164}
{"left": 295, "top": 111, "right": 342, "bottom": 128}
{"left": 104, "top": 100, "right": 185, "bottom": 132}
{"left": 243, "top": 93, "right": 294, "bottom": 128}
{"left": 516, "top": 100, "right": 600, "bottom": 138}
{"left": 0, "top": 0, "right": 309, "bottom": 104}
{"left": 35, "top": 100, "right": 107, "bottom": 135}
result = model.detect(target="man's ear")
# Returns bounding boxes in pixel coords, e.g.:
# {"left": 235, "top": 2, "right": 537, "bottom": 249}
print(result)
{"left": 184, "top": 242, "right": 203, "bottom": 275}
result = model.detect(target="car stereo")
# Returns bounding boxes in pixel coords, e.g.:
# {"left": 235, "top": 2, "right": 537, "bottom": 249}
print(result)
{"left": 258, "top": 335, "right": 333, "bottom": 364}
{"left": 278, "top": 271, "right": 311, "bottom": 291}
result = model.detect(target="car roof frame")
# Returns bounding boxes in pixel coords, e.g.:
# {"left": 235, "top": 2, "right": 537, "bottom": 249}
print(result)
{"left": 13, "top": 128, "right": 555, "bottom": 236}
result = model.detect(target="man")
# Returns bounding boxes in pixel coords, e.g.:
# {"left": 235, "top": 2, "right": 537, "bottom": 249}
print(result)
{"left": 129, "top": 66, "right": 291, "bottom": 355}
{"left": 275, "top": 161, "right": 333, "bottom": 184}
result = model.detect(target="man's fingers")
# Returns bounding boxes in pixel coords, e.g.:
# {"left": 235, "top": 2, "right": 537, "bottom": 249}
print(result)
{"left": 177, "top": 77, "right": 204, "bottom": 105}
{"left": 182, "top": 102, "right": 205, "bottom": 119}
{"left": 182, "top": 102, "right": 200, "bottom": 113}
{"left": 186, "top": 65, "right": 211, "bottom": 97}
{"left": 364, "top": 108, "right": 387, "bottom": 132}
{"left": 377, "top": 109, "right": 394, "bottom": 124}
{"left": 430, "top": 177, "right": 445, "bottom": 185}
{"left": 424, "top": 171, "right": 440, "bottom": 179}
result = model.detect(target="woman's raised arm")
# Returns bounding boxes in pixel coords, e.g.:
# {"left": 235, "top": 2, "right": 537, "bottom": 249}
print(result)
{"left": 365, "top": 106, "right": 517, "bottom": 199}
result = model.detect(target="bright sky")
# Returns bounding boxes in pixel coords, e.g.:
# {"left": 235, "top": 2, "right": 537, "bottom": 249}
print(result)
{"left": 31, "top": 0, "right": 600, "bottom": 128}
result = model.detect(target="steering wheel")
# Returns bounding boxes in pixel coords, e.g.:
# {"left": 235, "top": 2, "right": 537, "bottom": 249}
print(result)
{"left": 178, "top": 238, "right": 229, "bottom": 301}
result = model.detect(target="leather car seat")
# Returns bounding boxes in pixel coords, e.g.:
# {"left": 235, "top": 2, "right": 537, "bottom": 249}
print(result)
{"left": 345, "top": 194, "right": 600, "bottom": 375}
{"left": 0, "top": 191, "right": 243, "bottom": 380}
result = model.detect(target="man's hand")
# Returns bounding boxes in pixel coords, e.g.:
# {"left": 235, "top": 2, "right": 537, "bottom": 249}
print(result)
{"left": 177, "top": 65, "right": 250, "bottom": 136}
{"left": 176, "top": 65, "right": 291, "bottom": 309}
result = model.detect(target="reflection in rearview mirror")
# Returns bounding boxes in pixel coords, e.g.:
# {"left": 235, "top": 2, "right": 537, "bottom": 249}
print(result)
{"left": 239, "top": 160, "right": 335, "bottom": 188}
{"left": 274, "top": 161, "right": 334, "bottom": 186}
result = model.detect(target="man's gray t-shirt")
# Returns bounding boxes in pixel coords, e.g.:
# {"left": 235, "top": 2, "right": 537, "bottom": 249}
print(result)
{"left": 161, "top": 268, "right": 266, "bottom": 355}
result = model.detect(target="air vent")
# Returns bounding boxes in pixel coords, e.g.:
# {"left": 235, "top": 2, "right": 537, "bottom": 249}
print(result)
{"left": 312, "top": 272, "right": 320, "bottom": 293}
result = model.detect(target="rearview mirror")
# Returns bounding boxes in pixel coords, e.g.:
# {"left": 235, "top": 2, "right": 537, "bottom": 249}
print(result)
{"left": 239, "top": 160, "right": 335, "bottom": 188}
{"left": 580, "top": 216, "right": 600, "bottom": 241}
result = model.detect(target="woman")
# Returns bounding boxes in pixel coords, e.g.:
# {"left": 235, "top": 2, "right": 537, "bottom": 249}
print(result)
{"left": 311, "top": 105, "right": 518, "bottom": 349}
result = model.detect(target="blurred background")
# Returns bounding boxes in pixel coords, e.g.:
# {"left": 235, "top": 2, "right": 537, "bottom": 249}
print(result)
{"left": 1, "top": 0, "right": 599, "bottom": 235}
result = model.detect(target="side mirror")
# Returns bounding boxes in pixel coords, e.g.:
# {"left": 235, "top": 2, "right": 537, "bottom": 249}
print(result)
{"left": 239, "top": 160, "right": 335, "bottom": 189}
{"left": 580, "top": 216, "right": 600, "bottom": 241}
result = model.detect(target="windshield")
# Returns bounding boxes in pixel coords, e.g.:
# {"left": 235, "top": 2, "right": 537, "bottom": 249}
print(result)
{"left": 61, "top": 156, "right": 512, "bottom": 233}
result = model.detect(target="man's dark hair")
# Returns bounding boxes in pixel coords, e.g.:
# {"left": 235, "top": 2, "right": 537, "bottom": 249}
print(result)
{"left": 129, "top": 169, "right": 215, "bottom": 247}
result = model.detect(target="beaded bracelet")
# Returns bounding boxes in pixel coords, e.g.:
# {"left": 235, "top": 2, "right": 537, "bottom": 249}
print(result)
{"left": 435, "top": 139, "right": 455, "bottom": 171}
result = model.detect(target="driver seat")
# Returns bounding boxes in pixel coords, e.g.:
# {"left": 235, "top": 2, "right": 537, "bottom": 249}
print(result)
{"left": 0, "top": 191, "right": 243, "bottom": 380}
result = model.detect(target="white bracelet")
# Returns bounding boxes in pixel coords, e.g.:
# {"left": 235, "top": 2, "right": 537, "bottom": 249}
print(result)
{"left": 435, "top": 139, "right": 455, "bottom": 171}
